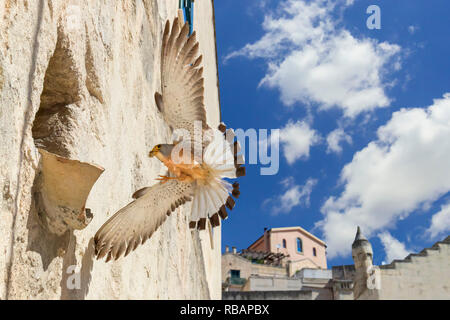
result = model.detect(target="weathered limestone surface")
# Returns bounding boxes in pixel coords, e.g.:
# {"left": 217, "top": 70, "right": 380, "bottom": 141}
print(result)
{"left": 376, "top": 237, "right": 450, "bottom": 300}
{"left": 0, "top": 0, "right": 221, "bottom": 299}
{"left": 352, "top": 229, "right": 450, "bottom": 300}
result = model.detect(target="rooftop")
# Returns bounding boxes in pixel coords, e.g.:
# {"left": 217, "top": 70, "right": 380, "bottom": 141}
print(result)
{"left": 248, "top": 226, "right": 327, "bottom": 249}
{"left": 380, "top": 235, "right": 450, "bottom": 269}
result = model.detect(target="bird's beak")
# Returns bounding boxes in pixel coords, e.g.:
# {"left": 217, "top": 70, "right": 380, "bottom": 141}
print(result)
{"left": 149, "top": 147, "right": 158, "bottom": 158}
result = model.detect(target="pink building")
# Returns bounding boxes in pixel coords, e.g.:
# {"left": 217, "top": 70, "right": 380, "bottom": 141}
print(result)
{"left": 248, "top": 227, "right": 327, "bottom": 270}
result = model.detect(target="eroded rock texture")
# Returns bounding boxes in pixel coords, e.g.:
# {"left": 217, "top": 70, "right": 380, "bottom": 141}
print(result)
{"left": 0, "top": 0, "right": 221, "bottom": 299}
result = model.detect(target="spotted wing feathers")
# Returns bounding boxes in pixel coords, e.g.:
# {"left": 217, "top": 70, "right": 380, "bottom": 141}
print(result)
{"left": 155, "top": 17, "right": 208, "bottom": 137}
{"left": 94, "top": 180, "right": 193, "bottom": 262}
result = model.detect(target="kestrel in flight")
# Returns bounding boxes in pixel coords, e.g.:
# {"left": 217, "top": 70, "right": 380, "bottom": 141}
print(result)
{"left": 94, "top": 17, "right": 245, "bottom": 262}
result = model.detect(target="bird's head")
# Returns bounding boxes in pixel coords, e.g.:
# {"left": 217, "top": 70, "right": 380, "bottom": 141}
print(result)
{"left": 149, "top": 144, "right": 161, "bottom": 158}
{"left": 149, "top": 144, "right": 174, "bottom": 159}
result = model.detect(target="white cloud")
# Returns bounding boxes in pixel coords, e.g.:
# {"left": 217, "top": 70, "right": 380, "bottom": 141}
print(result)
{"left": 427, "top": 202, "right": 450, "bottom": 239}
{"left": 245, "top": 0, "right": 272, "bottom": 17}
{"left": 326, "top": 128, "right": 352, "bottom": 154}
{"left": 378, "top": 232, "right": 411, "bottom": 264}
{"left": 279, "top": 120, "right": 320, "bottom": 164}
{"left": 266, "top": 177, "right": 317, "bottom": 215}
{"left": 226, "top": 0, "right": 401, "bottom": 117}
{"left": 408, "top": 25, "right": 419, "bottom": 35}
{"left": 316, "top": 93, "right": 450, "bottom": 258}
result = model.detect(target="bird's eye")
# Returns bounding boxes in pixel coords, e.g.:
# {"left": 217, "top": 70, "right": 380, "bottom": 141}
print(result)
{"left": 157, "top": 144, "right": 161, "bottom": 149}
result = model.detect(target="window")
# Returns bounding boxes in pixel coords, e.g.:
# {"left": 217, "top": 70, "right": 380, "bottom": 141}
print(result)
{"left": 282, "top": 239, "right": 286, "bottom": 248}
{"left": 179, "top": 0, "right": 194, "bottom": 35}
{"left": 296, "top": 238, "right": 303, "bottom": 253}
{"left": 313, "top": 247, "right": 317, "bottom": 256}
{"left": 230, "top": 270, "right": 240, "bottom": 278}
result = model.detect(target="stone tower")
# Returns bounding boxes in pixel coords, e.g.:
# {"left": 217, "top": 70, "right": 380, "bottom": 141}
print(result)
{"left": 351, "top": 226, "right": 379, "bottom": 299}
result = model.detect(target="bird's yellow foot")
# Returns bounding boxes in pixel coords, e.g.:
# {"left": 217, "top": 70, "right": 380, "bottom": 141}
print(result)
{"left": 155, "top": 175, "right": 178, "bottom": 184}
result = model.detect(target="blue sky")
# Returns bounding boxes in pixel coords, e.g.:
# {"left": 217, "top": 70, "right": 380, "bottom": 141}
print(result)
{"left": 212, "top": 0, "right": 450, "bottom": 267}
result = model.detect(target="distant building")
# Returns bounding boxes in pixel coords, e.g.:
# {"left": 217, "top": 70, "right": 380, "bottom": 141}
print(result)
{"left": 247, "top": 226, "right": 327, "bottom": 273}
{"left": 222, "top": 247, "right": 289, "bottom": 292}
{"left": 222, "top": 242, "right": 354, "bottom": 299}
{"left": 222, "top": 226, "right": 335, "bottom": 297}
{"left": 222, "top": 225, "right": 450, "bottom": 300}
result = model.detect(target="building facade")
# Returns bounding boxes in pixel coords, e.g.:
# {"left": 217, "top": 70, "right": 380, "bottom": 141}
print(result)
{"left": 223, "top": 226, "right": 336, "bottom": 298}
{"left": 248, "top": 227, "right": 327, "bottom": 272}
{"left": 222, "top": 250, "right": 288, "bottom": 292}
{"left": 222, "top": 253, "right": 354, "bottom": 300}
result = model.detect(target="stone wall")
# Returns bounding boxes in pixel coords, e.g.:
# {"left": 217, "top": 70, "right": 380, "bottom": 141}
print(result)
{"left": 376, "top": 236, "right": 450, "bottom": 300}
{"left": 222, "top": 253, "right": 288, "bottom": 282}
{"left": 0, "top": 0, "right": 221, "bottom": 299}
{"left": 223, "top": 290, "right": 313, "bottom": 300}
{"left": 288, "top": 258, "right": 320, "bottom": 276}
{"left": 354, "top": 236, "right": 450, "bottom": 300}
{"left": 331, "top": 265, "right": 355, "bottom": 300}
{"left": 243, "top": 275, "right": 302, "bottom": 292}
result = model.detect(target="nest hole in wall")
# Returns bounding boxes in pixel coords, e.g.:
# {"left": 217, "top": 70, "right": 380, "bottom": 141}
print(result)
{"left": 31, "top": 28, "right": 103, "bottom": 236}
{"left": 32, "top": 26, "right": 82, "bottom": 157}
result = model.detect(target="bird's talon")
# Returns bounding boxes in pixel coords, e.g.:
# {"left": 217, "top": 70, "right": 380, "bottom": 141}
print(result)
{"left": 156, "top": 175, "right": 176, "bottom": 184}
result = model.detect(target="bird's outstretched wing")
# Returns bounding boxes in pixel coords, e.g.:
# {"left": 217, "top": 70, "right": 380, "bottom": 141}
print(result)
{"left": 94, "top": 180, "right": 194, "bottom": 262}
{"left": 155, "top": 17, "right": 209, "bottom": 139}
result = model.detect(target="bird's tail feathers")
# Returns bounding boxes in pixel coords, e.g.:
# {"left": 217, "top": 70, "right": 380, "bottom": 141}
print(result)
{"left": 202, "top": 128, "right": 236, "bottom": 178}
{"left": 190, "top": 178, "right": 229, "bottom": 228}
{"left": 189, "top": 124, "right": 244, "bottom": 230}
